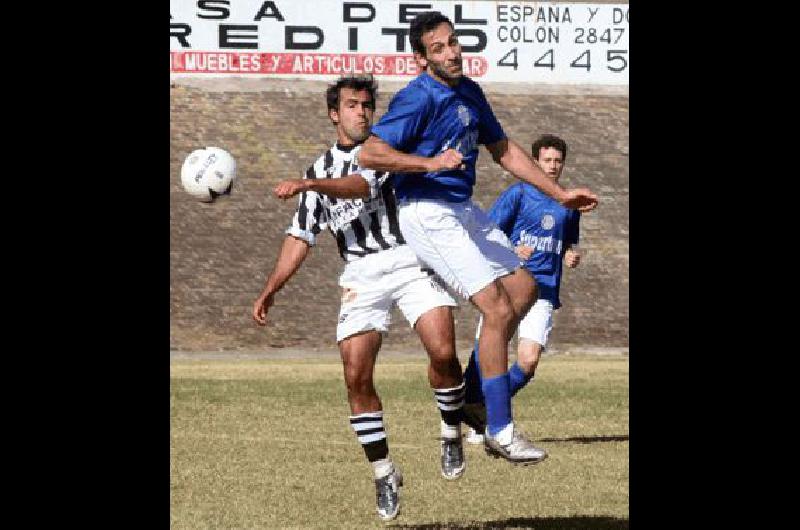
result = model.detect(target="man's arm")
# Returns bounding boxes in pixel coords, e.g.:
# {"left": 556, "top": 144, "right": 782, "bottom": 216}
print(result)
{"left": 486, "top": 138, "right": 598, "bottom": 212}
{"left": 252, "top": 235, "right": 311, "bottom": 325}
{"left": 274, "top": 174, "right": 371, "bottom": 200}
{"left": 358, "top": 136, "right": 463, "bottom": 173}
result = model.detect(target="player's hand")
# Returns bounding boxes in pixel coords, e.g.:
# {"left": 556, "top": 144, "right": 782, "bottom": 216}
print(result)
{"left": 252, "top": 291, "right": 275, "bottom": 326}
{"left": 430, "top": 148, "right": 465, "bottom": 171}
{"left": 273, "top": 179, "right": 309, "bottom": 200}
{"left": 561, "top": 188, "right": 598, "bottom": 212}
{"left": 564, "top": 248, "right": 581, "bottom": 268}
{"left": 515, "top": 245, "right": 534, "bottom": 261}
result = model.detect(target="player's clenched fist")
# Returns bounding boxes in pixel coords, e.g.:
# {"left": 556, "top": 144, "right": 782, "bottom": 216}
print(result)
{"left": 274, "top": 179, "right": 309, "bottom": 200}
{"left": 429, "top": 148, "right": 464, "bottom": 171}
{"left": 564, "top": 248, "right": 581, "bottom": 268}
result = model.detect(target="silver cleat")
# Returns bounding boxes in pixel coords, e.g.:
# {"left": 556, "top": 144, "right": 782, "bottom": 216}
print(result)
{"left": 374, "top": 467, "right": 403, "bottom": 521}
{"left": 484, "top": 429, "right": 548, "bottom": 466}
{"left": 440, "top": 437, "right": 466, "bottom": 480}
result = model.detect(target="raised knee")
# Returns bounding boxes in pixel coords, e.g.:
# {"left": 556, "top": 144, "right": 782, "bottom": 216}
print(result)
{"left": 484, "top": 298, "right": 515, "bottom": 325}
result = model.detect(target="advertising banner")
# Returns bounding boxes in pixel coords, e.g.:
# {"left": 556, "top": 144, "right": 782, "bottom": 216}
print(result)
{"left": 170, "top": 1, "right": 629, "bottom": 84}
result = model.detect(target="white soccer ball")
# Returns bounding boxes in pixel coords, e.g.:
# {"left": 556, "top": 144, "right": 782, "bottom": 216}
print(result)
{"left": 180, "top": 147, "right": 237, "bottom": 202}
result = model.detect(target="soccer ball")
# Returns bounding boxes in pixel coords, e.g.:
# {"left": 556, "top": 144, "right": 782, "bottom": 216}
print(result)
{"left": 180, "top": 147, "right": 237, "bottom": 202}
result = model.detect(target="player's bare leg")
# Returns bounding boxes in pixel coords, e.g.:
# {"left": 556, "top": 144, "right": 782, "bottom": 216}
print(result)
{"left": 498, "top": 268, "right": 538, "bottom": 330}
{"left": 517, "top": 339, "right": 543, "bottom": 376}
{"left": 340, "top": 330, "right": 382, "bottom": 414}
{"left": 339, "top": 331, "right": 403, "bottom": 521}
{"left": 415, "top": 305, "right": 465, "bottom": 479}
{"left": 468, "top": 279, "right": 547, "bottom": 465}
{"left": 464, "top": 268, "right": 537, "bottom": 432}
{"left": 469, "top": 280, "right": 515, "bottom": 379}
{"left": 414, "top": 306, "right": 461, "bottom": 389}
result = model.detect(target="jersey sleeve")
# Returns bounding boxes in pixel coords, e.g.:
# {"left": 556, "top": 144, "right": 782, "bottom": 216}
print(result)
{"left": 286, "top": 164, "right": 327, "bottom": 245}
{"left": 487, "top": 184, "right": 521, "bottom": 237}
{"left": 369, "top": 86, "right": 431, "bottom": 150}
{"left": 473, "top": 82, "right": 506, "bottom": 146}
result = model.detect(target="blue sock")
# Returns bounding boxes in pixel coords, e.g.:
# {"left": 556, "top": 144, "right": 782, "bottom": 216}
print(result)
{"left": 482, "top": 372, "right": 512, "bottom": 436}
{"left": 463, "top": 339, "right": 485, "bottom": 404}
{"left": 509, "top": 362, "right": 534, "bottom": 397}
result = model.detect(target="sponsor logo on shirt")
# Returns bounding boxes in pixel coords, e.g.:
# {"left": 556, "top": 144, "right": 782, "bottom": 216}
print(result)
{"left": 519, "top": 229, "right": 563, "bottom": 255}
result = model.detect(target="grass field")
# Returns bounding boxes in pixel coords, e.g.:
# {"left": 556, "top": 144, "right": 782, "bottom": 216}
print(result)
{"left": 170, "top": 354, "right": 628, "bottom": 529}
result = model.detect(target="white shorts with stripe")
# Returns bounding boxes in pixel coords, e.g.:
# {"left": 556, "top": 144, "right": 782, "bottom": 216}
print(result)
{"left": 336, "top": 244, "right": 457, "bottom": 343}
{"left": 397, "top": 198, "right": 522, "bottom": 299}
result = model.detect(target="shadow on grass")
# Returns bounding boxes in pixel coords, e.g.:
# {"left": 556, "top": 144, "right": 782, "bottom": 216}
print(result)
{"left": 537, "top": 435, "right": 629, "bottom": 444}
{"left": 390, "top": 515, "right": 628, "bottom": 529}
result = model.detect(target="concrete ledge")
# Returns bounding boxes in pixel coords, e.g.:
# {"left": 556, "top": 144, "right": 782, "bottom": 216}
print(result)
{"left": 171, "top": 76, "right": 628, "bottom": 97}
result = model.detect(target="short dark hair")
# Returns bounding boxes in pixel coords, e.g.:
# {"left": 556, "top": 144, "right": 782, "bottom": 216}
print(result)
{"left": 532, "top": 134, "right": 568, "bottom": 161}
{"left": 409, "top": 11, "right": 453, "bottom": 56}
{"left": 325, "top": 75, "right": 378, "bottom": 113}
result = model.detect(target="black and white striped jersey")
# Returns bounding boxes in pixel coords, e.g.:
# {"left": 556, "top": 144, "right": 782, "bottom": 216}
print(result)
{"left": 286, "top": 142, "right": 406, "bottom": 262}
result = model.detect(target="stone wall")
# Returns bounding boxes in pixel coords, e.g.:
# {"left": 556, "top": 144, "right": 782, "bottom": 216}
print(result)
{"left": 169, "top": 81, "right": 628, "bottom": 352}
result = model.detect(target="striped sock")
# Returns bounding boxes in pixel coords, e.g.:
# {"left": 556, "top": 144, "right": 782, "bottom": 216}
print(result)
{"left": 434, "top": 381, "right": 465, "bottom": 439}
{"left": 350, "top": 411, "right": 389, "bottom": 466}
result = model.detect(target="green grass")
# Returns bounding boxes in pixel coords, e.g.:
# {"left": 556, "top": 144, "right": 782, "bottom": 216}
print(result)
{"left": 171, "top": 355, "right": 628, "bottom": 529}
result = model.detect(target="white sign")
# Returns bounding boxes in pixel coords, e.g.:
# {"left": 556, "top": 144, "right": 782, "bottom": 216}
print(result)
{"left": 170, "top": 1, "right": 629, "bottom": 85}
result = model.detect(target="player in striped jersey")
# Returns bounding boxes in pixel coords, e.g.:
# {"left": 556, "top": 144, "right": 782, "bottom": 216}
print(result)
{"left": 252, "top": 76, "right": 466, "bottom": 522}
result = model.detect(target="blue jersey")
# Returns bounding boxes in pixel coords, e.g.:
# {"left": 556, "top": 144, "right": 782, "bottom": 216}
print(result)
{"left": 370, "top": 72, "right": 506, "bottom": 202}
{"left": 488, "top": 182, "right": 580, "bottom": 309}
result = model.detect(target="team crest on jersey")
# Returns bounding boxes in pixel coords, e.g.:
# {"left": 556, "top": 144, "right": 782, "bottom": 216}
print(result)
{"left": 541, "top": 214, "right": 555, "bottom": 230}
{"left": 457, "top": 105, "right": 471, "bottom": 126}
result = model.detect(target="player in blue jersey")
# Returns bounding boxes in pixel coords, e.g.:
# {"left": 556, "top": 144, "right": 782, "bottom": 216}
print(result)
{"left": 464, "top": 134, "right": 582, "bottom": 444}
{"left": 357, "top": 12, "right": 598, "bottom": 465}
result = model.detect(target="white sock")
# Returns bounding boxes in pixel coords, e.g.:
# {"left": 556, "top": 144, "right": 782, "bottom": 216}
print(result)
{"left": 495, "top": 422, "right": 515, "bottom": 446}
{"left": 441, "top": 419, "right": 461, "bottom": 440}
{"left": 372, "top": 458, "right": 394, "bottom": 479}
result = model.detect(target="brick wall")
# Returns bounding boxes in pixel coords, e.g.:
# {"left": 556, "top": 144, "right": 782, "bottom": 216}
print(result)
{"left": 169, "top": 82, "right": 628, "bottom": 352}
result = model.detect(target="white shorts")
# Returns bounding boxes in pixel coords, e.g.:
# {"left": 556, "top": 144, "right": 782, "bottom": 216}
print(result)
{"left": 474, "top": 298, "right": 554, "bottom": 349}
{"left": 517, "top": 298, "right": 554, "bottom": 348}
{"left": 336, "top": 245, "right": 458, "bottom": 343}
{"left": 397, "top": 198, "right": 522, "bottom": 299}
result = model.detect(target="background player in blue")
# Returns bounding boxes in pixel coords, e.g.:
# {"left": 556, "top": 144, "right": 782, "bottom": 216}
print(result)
{"left": 358, "top": 12, "right": 598, "bottom": 465}
{"left": 464, "top": 134, "right": 582, "bottom": 444}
